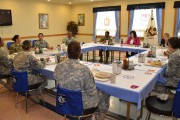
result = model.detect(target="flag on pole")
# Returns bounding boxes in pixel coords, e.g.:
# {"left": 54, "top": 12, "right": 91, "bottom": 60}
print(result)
{"left": 145, "top": 10, "right": 157, "bottom": 37}
{"left": 144, "top": 9, "right": 159, "bottom": 46}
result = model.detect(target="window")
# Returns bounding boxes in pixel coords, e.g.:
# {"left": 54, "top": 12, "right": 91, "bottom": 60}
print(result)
{"left": 178, "top": 32, "right": 180, "bottom": 37}
{"left": 132, "top": 9, "right": 157, "bottom": 37}
{"left": 96, "top": 11, "right": 117, "bottom": 36}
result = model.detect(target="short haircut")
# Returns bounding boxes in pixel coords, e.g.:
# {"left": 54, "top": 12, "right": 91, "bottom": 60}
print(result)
{"left": 105, "top": 31, "right": 110, "bottom": 35}
{"left": 68, "top": 31, "right": 72, "bottom": 34}
{"left": 164, "top": 33, "right": 170, "bottom": 38}
{"left": 67, "top": 41, "right": 81, "bottom": 59}
{"left": 38, "top": 33, "right": 44, "bottom": 36}
{"left": 22, "top": 40, "right": 32, "bottom": 50}
{"left": 167, "top": 37, "right": 180, "bottom": 49}
{"left": 12, "top": 35, "right": 19, "bottom": 42}
{"left": 130, "top": 31, "right": 137, "bottom": 38}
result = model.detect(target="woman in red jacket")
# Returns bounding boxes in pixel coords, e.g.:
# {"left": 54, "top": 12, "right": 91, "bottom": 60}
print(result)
{"left": 126, "top": 31, "right": 141, "bottom": 45}
{"left": 126, "top": 31, "right": 141, "bottom": 57}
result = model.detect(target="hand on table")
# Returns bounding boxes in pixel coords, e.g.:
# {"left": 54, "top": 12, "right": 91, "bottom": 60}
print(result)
{"left": 46, "top": 57, "right": 50, "bottom": 62}
{"left": 163, "top": 50, "right": 170, "bottom": 57}
{"left": 48, "top": 46, "right": 53, "bottom": 50}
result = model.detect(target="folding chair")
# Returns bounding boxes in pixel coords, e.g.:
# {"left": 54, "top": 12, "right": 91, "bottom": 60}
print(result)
{"left": 56, "top": 85, "right": 97, "bottom": 120}
{"left": 12, "top": 70, "right": 45, "bottom": 113}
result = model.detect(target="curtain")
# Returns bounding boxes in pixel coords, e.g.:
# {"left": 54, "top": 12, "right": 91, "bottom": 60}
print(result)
{"left": 174, "top": 8, "right": 180, "bottom": 37}
{"left": 127, "top": 2, "right": 165, "bottom": 10}
{"left": 115, "top": 11, "right": 120, "bottom": 42}
{"left": 128, "top": 10, "right": 134, "bottom": 37}
{"left": 93, "top": 6, "right": 121, "bottom": 12}
{"left": 174, "top": 1, "right": 180, "bottom": 8}
{"left": 93, "top": 12, "right": 97, "bottom": 41}
{"left": 156, "top": 8, "right": 162, "bottom": 45}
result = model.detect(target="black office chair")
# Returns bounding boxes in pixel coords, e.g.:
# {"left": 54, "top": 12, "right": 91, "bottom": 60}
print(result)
{"left": 145, "top": 81, "right": 180, "bottom": 120}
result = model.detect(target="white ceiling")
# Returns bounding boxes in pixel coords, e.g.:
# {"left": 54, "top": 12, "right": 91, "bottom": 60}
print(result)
{"left": 36, "top": 0, "right": 115, "bottom": 5}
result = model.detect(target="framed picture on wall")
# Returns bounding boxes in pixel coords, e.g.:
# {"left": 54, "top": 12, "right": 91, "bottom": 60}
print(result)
{"left": 39, "top": 13, "right": 49, "bottom": 29}
{"left": 78, "top": 14, "right": 85, "bottom": 26}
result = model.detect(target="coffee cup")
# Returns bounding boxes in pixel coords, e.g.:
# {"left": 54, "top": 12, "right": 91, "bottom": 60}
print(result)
{"left": 110, "top": 74, "right": 116, "bottom": 83}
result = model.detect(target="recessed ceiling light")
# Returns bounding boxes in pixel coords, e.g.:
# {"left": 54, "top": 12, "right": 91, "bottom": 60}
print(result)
{"left": 69, "top": 1, "right": 72, "bottom": 5}
{"left": 47, "top": 0, "right": 51, "bottom": 2}
{"left": 91, "top": 0, "right": 93, "bottom": 1}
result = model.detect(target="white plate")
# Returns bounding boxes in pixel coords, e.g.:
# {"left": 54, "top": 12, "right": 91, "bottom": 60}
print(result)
{"left": 42, "top": 48, "right": 48, "bottom": 51}
{"left": 94, "top": 77, "right": 110, "bottom": 82}
{"left": 144, "top": 62, "right": 165, "bottom": 68}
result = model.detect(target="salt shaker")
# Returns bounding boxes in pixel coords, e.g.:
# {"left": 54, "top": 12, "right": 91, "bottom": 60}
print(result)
{"left": 128, "top": 61, "right": 134, "bottom": 70}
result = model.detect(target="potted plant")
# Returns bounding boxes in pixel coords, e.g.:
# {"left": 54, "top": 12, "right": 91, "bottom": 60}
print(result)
{"left": 66, "top": 21, "right": 78, "bottom": 36}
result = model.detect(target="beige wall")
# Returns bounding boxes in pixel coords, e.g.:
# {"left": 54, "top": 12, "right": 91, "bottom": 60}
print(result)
{"left": 0, "top": 0, "right": 177, "bottom": 49}
{"left": 71, "top": 0, "right": 176, "bottom": 42}
{"left": 0, "top": 0, "right": 71, "bottom": 50}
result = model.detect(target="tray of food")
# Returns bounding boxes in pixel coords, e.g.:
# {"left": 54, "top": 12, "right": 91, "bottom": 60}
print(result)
{"left": 144, "top": 60, "right": 165, "bottom": 67}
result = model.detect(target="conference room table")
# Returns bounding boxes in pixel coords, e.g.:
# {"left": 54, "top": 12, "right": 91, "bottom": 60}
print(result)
{"left": 37, "top": 43, "right": 168, "bottom": 120}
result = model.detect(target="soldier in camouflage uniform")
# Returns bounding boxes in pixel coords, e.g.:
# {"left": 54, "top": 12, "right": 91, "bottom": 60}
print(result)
{"left": 0, "top": 37, "right": 13, "bottom": 89}
{"left": 62, "top": 32, "right": 76, "bottom": 46}
{"left": 54, "top": 41, "right": 110, "bottom": 120}
{"left": 99, "top": 31, "right": 114, "bottom": 64}
{"left": 13, "top": 40, "right": 46, "bottom": 85}
{"left": 155, "top": 37, "right": 180, "bottom": 93}
{"left": 0, "top": 37, "right": 12, "bottom": 75}
{"left": 34, "top": 33, "right": 49, "bottom": 49}
{"left": 9, "top": 35, "right": 23, "bottom": 54}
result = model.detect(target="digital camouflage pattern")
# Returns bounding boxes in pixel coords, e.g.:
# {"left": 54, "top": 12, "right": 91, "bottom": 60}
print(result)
{"left": 54, "top": 59, "right": 110, "bottom": 112}
{"left": 34, "top": 40, "right": 49, "bottom": 49}
{"left": 0, "top": 48, "right": 12, "bottom": 75}
{"left": 13, "top": 51, "right": 46, "bottom": 85}
{"left": 62, "top": 37, "right": 76, "bottom": 46}
{"left": 9, "top": 43, "right": 23, "bottom": 54}
{"left": 155, "top": 49, "right": 180, "bottom": 93}
{"left": 165, "top": 49, "right": 180, "bottom": 87}
{"left": 99, "top": 36, "right": 114, "bottom": 45}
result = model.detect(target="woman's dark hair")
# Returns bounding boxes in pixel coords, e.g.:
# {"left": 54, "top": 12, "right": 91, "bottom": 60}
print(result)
{"left": 67, "top": 41, "right": 81, "bottom": 59}
{"left": 0, "top": 37, "right": 3, "bottom": 47}
{"left": 22, "top": 40, "right": 32, "bottom": 50}
{"left": 130, "top": 31, "right": 137, "bottom": 38}
{"left": 12, "top": 35, "right": 19, "bottom": 42}
{"left": 38, "top": 33, "right": 44, "bottom": 36}
{"left": 105, "top": 31, "right": 110, "bottom": 35}
{"left": 167, "top": 37, "right": 180, "bottom": 49}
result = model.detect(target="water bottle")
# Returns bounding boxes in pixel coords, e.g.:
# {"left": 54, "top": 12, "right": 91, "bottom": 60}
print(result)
{"left": 121, "top": 39, "right": 123, "bottom": 46}
{"left": 121, "top": 39, "right": 123, "bottom": 44}
{"left": 35, "top": 47, "right": 39, "bottom": 54}
{"left": 39, "top": 47, "right": 43, "bottom": 54}
{"left": 57, "top": 45, "right": 61, "bottom": 52}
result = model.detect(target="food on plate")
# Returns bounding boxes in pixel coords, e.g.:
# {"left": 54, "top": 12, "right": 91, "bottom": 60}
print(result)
{"left": 95, "top": 71, "right": 112, "bottom": 79}
{"left": 149, "top": 60, "right": 162, "bottom": 66}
